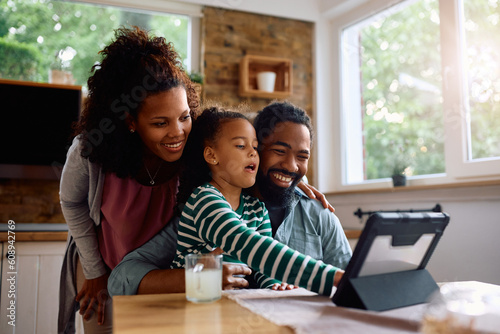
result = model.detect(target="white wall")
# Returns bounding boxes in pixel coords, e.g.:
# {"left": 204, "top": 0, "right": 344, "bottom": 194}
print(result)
{"left": 328, "top": 184, "right": 500, "bottom": 285}
{"left": 178, "top": 0, "right": 321, "bottom": 21}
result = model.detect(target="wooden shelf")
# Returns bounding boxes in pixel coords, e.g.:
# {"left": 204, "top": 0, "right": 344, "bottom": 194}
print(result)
{"left": 239, "top": 55, "right": 292, "bottom": 99}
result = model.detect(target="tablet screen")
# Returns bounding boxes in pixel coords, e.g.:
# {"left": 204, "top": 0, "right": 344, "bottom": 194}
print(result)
{"left": 358, "top": 233, "right": 435, "bottom": 276}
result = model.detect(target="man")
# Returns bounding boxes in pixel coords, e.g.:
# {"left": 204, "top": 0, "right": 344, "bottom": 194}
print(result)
{"left": 252, "top": 101, "right": 351, "bottom": 269}
{"left": 108, "top": 102, "right": 351, "bottom": 295}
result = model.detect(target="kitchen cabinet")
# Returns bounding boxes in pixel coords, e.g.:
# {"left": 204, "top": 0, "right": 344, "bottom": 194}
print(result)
{"left": 0, "top": 241, "right": 66, "bottom": 334}
{"left": 239, "top": 55, "right": 292, "bottom": 99}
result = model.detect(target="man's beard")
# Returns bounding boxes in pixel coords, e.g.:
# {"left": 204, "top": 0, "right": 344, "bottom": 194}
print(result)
{"left": 256, "top": 169, "right": 301, "bottom": 208}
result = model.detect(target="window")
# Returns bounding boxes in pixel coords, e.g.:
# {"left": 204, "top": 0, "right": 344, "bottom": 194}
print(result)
{"left": 0, "top": 0, "right": 201, "bottom": 89}
{"left": 462, "top": 0, "right": 500, "bottom": 161}
{"left": 331, "top": 0, "right": 500, "bottom": 190}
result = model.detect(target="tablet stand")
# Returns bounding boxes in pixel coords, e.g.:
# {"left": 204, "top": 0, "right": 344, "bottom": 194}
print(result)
{"left": 333, "top": 268, "right": 439, "bottom": 311}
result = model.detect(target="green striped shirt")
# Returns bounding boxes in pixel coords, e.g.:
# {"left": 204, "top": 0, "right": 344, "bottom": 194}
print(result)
{"left": 172, "top": 183, "right": 338, "bottom": 296}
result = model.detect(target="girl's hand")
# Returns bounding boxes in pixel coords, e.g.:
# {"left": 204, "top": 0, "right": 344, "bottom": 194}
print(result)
{"left": 76, "top": 273, "right": 109, "bottom": 325}
{"left": 333, "top": 269, "right": 345, "bottom": 287}
{"left": 297, "top": 181, "right": 335, "bottom": 213}
{"left": 271, "top": 282, "right": 298, "bottom": 291}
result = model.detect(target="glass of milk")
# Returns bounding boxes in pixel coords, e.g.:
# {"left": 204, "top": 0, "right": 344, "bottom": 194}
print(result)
{"left": 185, "top": 253, "right": 223, "bottom": 303}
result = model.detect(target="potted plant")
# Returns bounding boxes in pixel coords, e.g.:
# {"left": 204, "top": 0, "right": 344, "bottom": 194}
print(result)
{"left": 392, "top": 159, "right": 408, "bottom": 187}
{"left": 188, "top": 71, "right": 204, "bottom": 85}
{"left": 391, "top": 143, "right": 413, "bottom": 187}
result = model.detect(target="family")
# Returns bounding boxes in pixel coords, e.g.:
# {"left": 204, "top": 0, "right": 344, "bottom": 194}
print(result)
{"left": 58, "top": 26, "right": 352, "bottom": 334}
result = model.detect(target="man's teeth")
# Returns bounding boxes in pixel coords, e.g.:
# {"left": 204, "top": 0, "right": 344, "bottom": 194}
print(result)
{"left": 273, "top": 173, "right": 292, "bottom": 182}
{"left": 163, "top": 142, "right": 181, "bottom": 148}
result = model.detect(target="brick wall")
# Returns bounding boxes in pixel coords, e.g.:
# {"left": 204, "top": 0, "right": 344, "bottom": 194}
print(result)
{"left": 201, "top": 6, "right": 315, "bottom": 181}
{"left": 0, "top": 179, "right": 64, "bottom": 223}
{"left": 0, "top": 7, "right": 316, "bottom": 223}
{"left": 202, "top": 7, "right": 314, "bottom": 112}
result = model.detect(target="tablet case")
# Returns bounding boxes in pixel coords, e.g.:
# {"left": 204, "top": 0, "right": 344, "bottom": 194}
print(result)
{"left": 332, "top": 212, "right": 449, "bottom": 311}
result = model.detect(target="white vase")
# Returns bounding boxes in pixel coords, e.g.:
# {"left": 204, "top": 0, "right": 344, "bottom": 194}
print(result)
{"left": 257, "top": 71, "right": 276, "bottom": 92}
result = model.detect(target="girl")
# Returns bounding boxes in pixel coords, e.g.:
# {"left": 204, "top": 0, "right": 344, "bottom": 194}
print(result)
{"left": 172, "top": 107, "right": 344, "bottom": 295}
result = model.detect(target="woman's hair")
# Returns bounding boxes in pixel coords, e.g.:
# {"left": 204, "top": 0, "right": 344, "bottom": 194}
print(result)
{"left": 253, "top": 101, "right": 313, "bottom": 148}
{"left": 176, "top": 106, "right": 249, "bottom": 207}
{"left": 74, "top": 26, "right": 200, "bottom": 178}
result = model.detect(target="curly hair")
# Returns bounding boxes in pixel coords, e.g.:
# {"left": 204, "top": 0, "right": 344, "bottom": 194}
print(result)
{"left": 253, "top": 101, "right": 313, "bottom": 148}
{"left": 73, "top": 26, "right": 200, "bottom": 178}
{"left": 176, "top": 107, "right": 249, "bottom": 207}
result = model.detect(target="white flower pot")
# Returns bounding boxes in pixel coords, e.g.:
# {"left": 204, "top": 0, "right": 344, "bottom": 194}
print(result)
{"left": 257, "top": 71, "right": 276, "bottom": 92}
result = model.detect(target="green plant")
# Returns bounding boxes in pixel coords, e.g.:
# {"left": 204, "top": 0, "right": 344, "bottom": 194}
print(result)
{"left": 0, "top": 37, "right": 43, "bottom": 81}
{"left": 393, "top": 156, "right": 409, "bottom": 176}
{"left": 391, "top": 142, "right": 414, "bottom": 176}
{"left": 188, "top": 71, "right": 204, "bottom": 84}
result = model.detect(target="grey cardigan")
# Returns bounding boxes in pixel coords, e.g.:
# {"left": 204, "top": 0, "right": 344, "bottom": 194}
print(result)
{"left": 58, "top": 136, "right": 108, "bottom": 333}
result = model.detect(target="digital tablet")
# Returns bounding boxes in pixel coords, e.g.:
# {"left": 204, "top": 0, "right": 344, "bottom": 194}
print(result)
{"left": 332, "top": 211, "right": 450, "bottom": 311}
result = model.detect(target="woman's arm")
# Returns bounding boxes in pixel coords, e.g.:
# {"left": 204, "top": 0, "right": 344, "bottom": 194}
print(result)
{"left": 60, "top": 138, "right": 108, "bottom": 323}
{"left": 297, "top": 181, "right": 335, "bottom": 213}
{"left": 60, "top": 138, "right": 107, "bottom": 279}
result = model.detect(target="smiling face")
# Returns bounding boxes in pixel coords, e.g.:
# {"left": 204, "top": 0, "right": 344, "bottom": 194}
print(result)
{"left": 130, "top": 86, "right": 191, "bottom": 162}
{"left": 207, "top": 118, "right": 259, "bottom": 190}
{"left": 257, "top": 121, "right": 310, "bottom": 201}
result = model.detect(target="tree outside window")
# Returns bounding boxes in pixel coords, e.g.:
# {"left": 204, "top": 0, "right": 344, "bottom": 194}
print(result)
{"left": 0, "top": 0, "right": 189, "bottom": 88}
{"left": 339, "top": 0, "right": 500, "bottom": 187}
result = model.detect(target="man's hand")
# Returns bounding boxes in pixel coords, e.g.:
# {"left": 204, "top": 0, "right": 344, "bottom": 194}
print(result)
{"left": 222, "top": 263, "right": 252, "bottom": 290}
{"left": 76, "top": 273, "right": 109, "bottom": 325}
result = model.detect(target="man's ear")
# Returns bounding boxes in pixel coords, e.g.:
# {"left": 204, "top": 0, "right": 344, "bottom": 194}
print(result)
{"left": 204, "top": 146, "right": 218, "bottom": 165}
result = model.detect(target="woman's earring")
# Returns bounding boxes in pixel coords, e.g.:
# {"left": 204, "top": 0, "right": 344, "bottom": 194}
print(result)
{"left": 130, "top": 129, "right": 135, "bottom": 133}
{"left": 213, "top": 160, "right": 217, "bottom": 164}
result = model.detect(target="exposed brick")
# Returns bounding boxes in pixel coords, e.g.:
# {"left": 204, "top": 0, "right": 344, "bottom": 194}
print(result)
{"left": 201, "top": 6, "right": 315, "bottom": 183}
{"left": 0, "top": 179, "right": 64, "bottom": 223}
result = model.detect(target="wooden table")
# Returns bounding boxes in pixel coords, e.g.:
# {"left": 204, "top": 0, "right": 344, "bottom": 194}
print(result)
{"left": 113, "top": 282, "right": 500, "bottom": 334}
{"left": 113, "top": 293, "right": 293, "bottom": 334}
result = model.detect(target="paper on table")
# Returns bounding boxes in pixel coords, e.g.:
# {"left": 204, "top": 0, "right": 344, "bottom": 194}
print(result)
{"left": 223, "top": 288, "right": 425, "bottom": 334}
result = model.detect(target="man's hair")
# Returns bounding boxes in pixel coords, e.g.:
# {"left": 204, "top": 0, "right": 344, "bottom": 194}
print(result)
{"left": 253, "top": 101, "right": 313, "bottom": 148}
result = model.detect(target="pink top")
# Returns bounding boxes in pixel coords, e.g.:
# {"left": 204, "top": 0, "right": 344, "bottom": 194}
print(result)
{"left": 98, "top": 172, "right": 179, "bottom": 269}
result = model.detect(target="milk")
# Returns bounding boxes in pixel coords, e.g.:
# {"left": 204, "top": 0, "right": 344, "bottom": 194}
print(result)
{"left": 185, "top": 268, "right": 222, "bottom": 303}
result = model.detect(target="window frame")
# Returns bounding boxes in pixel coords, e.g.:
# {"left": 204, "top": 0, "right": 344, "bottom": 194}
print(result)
{"left": 74, "top": 0, "right": 203, "bottom": 72}
{"left": 322, "top": 0, "right": 500, "bottom": 193}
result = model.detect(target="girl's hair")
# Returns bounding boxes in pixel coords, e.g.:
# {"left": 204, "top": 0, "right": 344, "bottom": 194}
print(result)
{"left": 73, "top": 26, "right": 200, "bottom": 178}
{"left": 176, "top": 107, "right": 249, "bottom": 207}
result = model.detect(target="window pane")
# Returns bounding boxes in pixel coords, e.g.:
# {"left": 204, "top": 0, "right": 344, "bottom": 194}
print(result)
{"left": 342, "top": 0, "right": 445, "bottom": 183}
{"left": 0, "top": 0, "right": 189, "bottom": 88}
{"left": 463, "top": 0, "right": 500, "bottom": 160}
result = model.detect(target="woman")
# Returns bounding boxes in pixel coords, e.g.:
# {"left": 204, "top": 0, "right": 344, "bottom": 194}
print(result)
{"left": 58, "top": 27, "right": 200, "bottom": 333}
